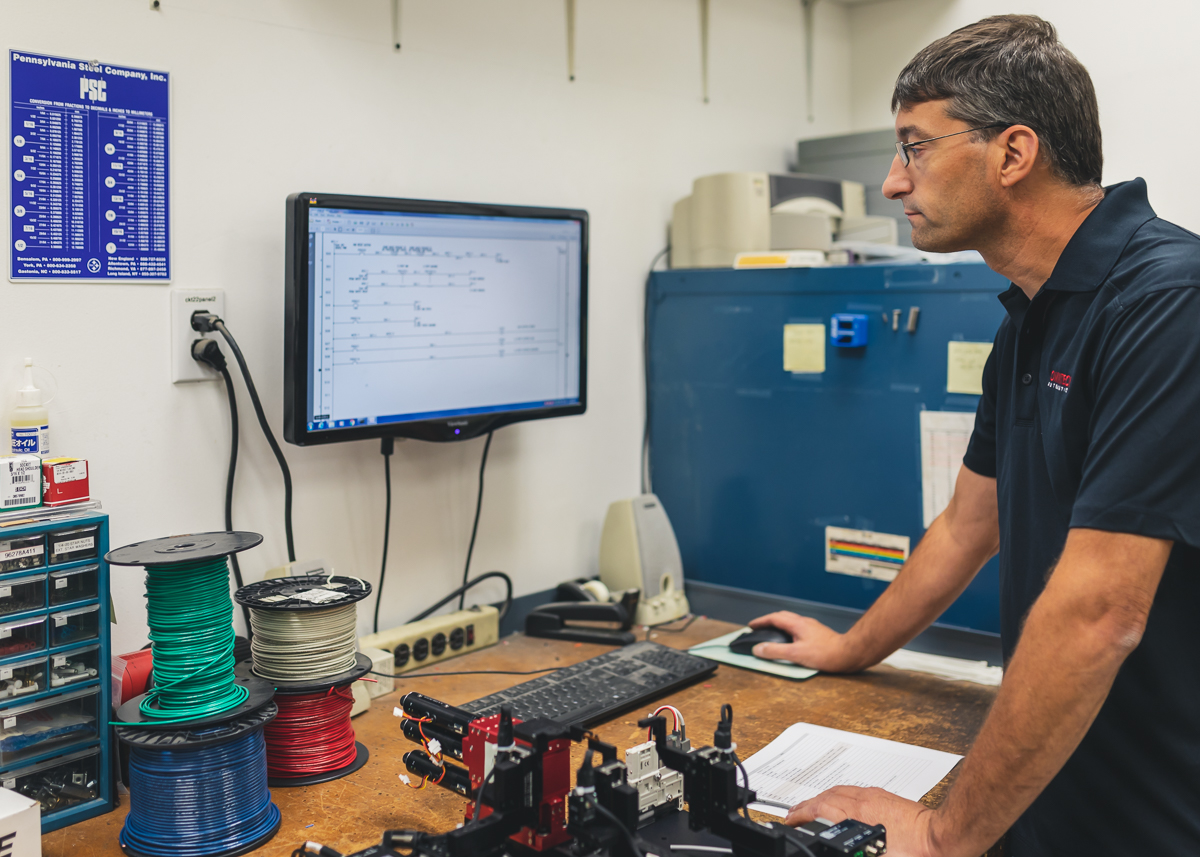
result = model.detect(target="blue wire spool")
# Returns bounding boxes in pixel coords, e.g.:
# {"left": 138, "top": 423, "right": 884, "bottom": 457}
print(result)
{"left": 116, "top": 705, "right": 281, "bottom": 857}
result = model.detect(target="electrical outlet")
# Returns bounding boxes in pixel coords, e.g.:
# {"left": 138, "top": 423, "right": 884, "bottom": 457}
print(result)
{"left": 359, "top": 605, "right": 499, "bottom": 673}
{"left": 171, "top": 289, "right": 225, "bottom": 383}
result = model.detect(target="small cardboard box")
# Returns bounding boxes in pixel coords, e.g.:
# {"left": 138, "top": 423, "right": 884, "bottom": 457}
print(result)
{"left": 0, "top": 787, "right": 40, "bottom": 857}
{"left": 40, "top": 458, "right": 89, "bottom": 507}
{"left": 0, "top": 457, "right": 41, "bottom": 512}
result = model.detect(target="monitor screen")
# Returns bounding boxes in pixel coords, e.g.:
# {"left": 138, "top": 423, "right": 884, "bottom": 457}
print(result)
{"left": 284, "top": 193, "right": 587, "bottom": 444}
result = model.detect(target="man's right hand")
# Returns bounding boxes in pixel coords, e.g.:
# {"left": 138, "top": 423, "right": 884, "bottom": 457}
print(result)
{"left": 747, "top": 611, "right": 865, "bottom": 672}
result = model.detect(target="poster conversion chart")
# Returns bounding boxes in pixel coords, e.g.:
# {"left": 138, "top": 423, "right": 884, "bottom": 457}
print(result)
{"left": 9, "top": 50, "right": 169, "bottom": 282}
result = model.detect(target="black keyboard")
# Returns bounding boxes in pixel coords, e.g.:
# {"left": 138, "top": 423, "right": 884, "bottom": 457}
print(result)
{"left": 460, "top": 641, "right": 719, "bottom": 728}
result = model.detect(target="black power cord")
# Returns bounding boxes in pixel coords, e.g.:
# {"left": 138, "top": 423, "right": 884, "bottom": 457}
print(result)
{"left": 192, "top": 311, "right": 296, "bottom": 564}
{"left": 375, "top": 436, "right": 395, "bottom": 633}
{"left": 642, "top": 245, "right": 669, "bottom": 494}
{"left": 413, "top": 570, "right": 512, "bottom": 625}
{"left": 459, "top": 431, "right": 494, "bottom": 609}
{"left": 191, "top": 338, "right": 252, "bottom": 635}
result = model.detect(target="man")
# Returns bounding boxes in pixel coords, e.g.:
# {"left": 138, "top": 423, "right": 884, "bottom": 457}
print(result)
{"left": 749, "top": 15, "right": 1200, "bottom": 857}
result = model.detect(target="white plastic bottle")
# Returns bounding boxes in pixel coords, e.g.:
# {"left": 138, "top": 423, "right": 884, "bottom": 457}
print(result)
{"left": 10, "top": 358, "right": 49, "bottom": 456}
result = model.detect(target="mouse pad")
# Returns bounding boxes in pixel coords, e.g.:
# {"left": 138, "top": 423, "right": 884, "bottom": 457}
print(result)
{"left": 687, "top": 628, "right": 818, "bottom": 681}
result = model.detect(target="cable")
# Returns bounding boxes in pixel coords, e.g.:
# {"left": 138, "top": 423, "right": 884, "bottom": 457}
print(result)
{"left": 218, "top": 365, "right": 252, "bottom": 636}
{"left": 140, "top": 557, "right": 248, "bottom": 722}
{"left": 265, "top": 687, "right": 358, "bottom": 778}
{"left": 121, "top": 727, "right": 279, "bottom": 857}
{"left": 595, "top": 802, "right": 645, "bottom": 857}
{"left": 375, "top": 436, "right": 395, "bottom": 633}
{"left": 468, "top": 762, "right": 499, "bottom": 825}
{"left": 208, "top": 317, "right": 295, "bottom": 563}
{"left": 459, "top": 431, "right": 493, "bottom": 609}
{"left": 248, "top": 603, "right": 358, "bottom": 681}
{"left": 648, "top": 614, "right": 698, "bottom": 633}
{"left": 642, "top": 245, "right": 669, "bottom": 494}
{"left": 732, "top": 751, "right": 751, "bottom": 820}
{"left": 410, "top": 570, "right": 513, "bottom": 625}
{"left": 191, "top": 338, "right": 252, "bottom": 637}
{"left": 370, "top": 666, "right": 558, "bottom": 679}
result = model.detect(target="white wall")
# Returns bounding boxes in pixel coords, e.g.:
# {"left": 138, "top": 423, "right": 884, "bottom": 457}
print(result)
{"left": 845, "top": 0, "right": 1200, "bottom": 230}
{"left": 0, "top": 0, "right": 853, "bottom": 654}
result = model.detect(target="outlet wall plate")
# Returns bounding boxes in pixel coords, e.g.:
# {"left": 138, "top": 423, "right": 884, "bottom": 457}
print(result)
{"left": 359, "top": 605, "right": 499, "bottom": 673}
{"left": 171, "top": 289, "right": 225, "bottom": 383}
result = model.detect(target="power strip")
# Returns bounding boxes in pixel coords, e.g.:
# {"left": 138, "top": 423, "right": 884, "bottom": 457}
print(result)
{"left": 359, "top": 605, "right": 499, "bottom": 673}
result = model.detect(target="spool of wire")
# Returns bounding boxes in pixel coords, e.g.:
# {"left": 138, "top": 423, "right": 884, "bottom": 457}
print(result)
{"left": 265, "top": 686, "right": 357, "bottom": 778}
{"left": 107, "top": 532, "right": 276, "bottom": 727}
{"left": 236, "top": 575, "right": 372, "bottom": 682}
{"left": 234, "top": 575, "right": 373, "bottom": 785}
{"left": 116, "top": 705, "right": 281, "bottom": 857}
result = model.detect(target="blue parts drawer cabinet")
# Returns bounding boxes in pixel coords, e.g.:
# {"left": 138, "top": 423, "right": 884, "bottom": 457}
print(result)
{"left": 0, "top": 504, "right": 113, "bottom": 831}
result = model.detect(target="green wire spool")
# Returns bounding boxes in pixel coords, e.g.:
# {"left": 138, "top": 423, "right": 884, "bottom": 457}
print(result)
{"left": 140, "top": 556, "right": 248, "bottom": 721}
{"left": 107, "top": 531, "right": 271, "bottom": 727}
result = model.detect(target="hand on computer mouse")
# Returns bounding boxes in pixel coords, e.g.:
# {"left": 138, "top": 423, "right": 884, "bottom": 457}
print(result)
{"left": 747, "top": 611, "right": 864, "bottom": 672}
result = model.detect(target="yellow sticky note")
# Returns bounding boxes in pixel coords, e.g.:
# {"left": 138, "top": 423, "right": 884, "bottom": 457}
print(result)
{"left": 784, "top": 324, "right": 825, "bottom": 373}
{"left": 947, "top": 341, "right": 993, "bottom": 395}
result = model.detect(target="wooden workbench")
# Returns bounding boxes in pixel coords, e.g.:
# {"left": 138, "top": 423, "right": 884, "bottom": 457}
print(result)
{"left": 43, "top": 618, "right": 1000, "bottom": 857}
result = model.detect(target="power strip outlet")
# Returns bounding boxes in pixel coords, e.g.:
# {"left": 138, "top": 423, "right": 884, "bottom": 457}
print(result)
{"left": 359, "top": 605, "right": 499, "bottom": 673}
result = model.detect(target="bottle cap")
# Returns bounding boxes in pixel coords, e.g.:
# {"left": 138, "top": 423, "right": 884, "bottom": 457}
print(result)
{"left": 17, "top": 358, "right": 41, "bottom": 407}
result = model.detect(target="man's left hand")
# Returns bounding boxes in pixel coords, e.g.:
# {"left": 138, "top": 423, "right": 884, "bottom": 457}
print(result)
{"left": 784, "top": 786, "right": 940, "bottom": 857}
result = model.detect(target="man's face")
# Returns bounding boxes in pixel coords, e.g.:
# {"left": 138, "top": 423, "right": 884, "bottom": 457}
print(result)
{"left": 882, "top": 100, "right": 1002, "bottom": 253}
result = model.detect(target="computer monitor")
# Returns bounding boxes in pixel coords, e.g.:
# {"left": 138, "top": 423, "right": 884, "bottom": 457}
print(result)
{"left": 284, "top": 193, "right": 588, "bottom": 444}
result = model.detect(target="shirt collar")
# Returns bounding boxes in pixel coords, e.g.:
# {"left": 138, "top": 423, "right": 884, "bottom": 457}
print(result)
{"left": 1041, "top": 177, "right": 1157, "bottom": 293}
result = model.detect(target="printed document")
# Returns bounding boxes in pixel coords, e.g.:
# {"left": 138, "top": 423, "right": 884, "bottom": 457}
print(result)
{"left": 919, "top": 410, "right": 976, "bottom": 528}
{"left": 741, "top": 722, "right": 962, "bottom": 817}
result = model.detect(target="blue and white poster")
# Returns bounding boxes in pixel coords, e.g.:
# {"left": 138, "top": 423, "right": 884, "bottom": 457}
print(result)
{"left": 10, "top": 50, "right": 169, "bottom": 282}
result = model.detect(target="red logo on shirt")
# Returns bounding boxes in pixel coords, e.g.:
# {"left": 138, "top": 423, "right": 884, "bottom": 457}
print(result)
{"left": 1048, "top": 370, "right": 1072, "bottom": 393}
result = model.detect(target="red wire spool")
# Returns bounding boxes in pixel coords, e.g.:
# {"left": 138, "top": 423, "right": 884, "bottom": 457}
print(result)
{"left": 264, "top": 686, "right": 358, "bottom": 778}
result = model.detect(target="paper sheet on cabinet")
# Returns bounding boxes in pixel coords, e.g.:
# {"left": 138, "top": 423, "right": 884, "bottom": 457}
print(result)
{"left": 919, "top": 410, "right": 976, "bottom": 528}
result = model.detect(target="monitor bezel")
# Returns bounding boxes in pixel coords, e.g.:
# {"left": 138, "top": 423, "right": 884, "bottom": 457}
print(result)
{"left": 284, "top": 192, "right": 588, "bottom": 445}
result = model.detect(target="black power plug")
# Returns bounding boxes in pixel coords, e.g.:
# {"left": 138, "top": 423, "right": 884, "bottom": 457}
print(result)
{"left": 191, "top": 338, "right": 227, "bottom": 372}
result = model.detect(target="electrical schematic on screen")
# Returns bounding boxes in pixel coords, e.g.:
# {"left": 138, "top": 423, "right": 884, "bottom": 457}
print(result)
{"left": 306, "top": 209, "right": 583, "bottom": 431}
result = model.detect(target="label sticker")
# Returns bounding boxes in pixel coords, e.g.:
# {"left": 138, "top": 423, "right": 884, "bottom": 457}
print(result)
{"left": 783, "top": 323, "right": 826, "bottom": 374}
{"left": 0, "top": 668, "right": 11, "bottom": 680}
{"left": 55, "top": 578, "right": 68, "bottom": 589}
{"left": 2, "top": 717, "right": 15, "bottom": 729}
{"left": 2, "top": 779, "right": 14, "bottom": 789}
{"left": 946, "top": 341, "right": 993, "bottom": 395}
{"left": 52, "top": 461, "right": 87, "bottom": 483}
{"left": 292, "top": 589, "right": 349, "bottom": 604}
{"left": 0, "top": 628, "right": 11, "bottom": 639}
{"left": 0, "top": 587, "right": 10, "bottom": 599}
{"left": 53, "top": 655, "right": 67, "bottom": 667}
{"left": 0, "top": 543, "right": 43, "bottom": 563}
{"left": 54, "top": 615, "right": 67, "bottom": 626}
{"left": 825, "top": 526, "right": 910, "bottom": 582}
{"left": 54, "top": 536, "right": 94, "bottom": 555}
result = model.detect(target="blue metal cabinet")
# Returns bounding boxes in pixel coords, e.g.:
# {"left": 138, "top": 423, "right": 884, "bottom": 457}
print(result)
{"left": 0, "top": 505, "right": 112, "bottom": 831}
{"left": 647, "top": 263, "right": 1008, "bottom": 634}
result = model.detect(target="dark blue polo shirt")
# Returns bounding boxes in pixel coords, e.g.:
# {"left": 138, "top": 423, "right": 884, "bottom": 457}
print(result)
{"left": 962, "top": 178, "right": 1200, "bottom": 855}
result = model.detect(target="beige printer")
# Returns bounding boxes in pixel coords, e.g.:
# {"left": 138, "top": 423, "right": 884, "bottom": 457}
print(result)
{"left": 670, "top": 172, "right": 896, "bottom": 268}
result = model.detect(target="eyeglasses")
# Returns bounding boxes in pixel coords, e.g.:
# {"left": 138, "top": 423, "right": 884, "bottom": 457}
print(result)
{"left": 895, "top": 124, "right": 1008, "bottom": 167}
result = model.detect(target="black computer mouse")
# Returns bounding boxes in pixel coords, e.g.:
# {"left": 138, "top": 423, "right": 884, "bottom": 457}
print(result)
{"left": 729, "top": 626, "right": 793, "bottom": 656}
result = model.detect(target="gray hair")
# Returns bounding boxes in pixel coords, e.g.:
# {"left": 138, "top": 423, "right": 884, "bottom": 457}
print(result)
{"left": 892, "top": 15, "right": 1102, "bottom": 187}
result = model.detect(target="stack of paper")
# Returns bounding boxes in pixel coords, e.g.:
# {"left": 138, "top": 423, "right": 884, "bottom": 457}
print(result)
{"left": 882, "top": 648, "right": 1002, "bottom": 686}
